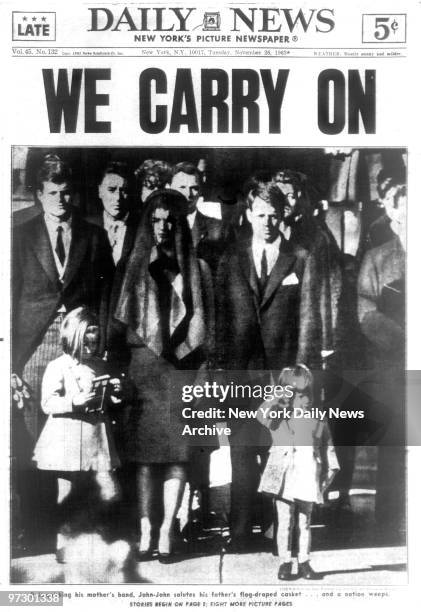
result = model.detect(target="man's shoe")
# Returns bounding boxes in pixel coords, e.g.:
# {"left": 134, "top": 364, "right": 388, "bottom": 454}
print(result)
{"left": 158, "top": 552, "right": 175, "bottom": 564}
{"left": 277, "top": 561, "right": 293, "bottom": 581}
{"left": 298, "top": 561, "right": 322, "bottom": 580}
{"left": 136, "top": 548, "right": 155, "bottom": 562}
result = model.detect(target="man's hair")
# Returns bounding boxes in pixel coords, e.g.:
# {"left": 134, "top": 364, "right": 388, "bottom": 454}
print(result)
{"left": 61, "top": 306, "right": 99, "bottom": 362}
{"left": 247, "top": 179, "right": 285, "bottom": 216}
{"left": 272, "top": 169, "right": 305, "bottom": 194}
{"left": 243, "top": 170, "right": 273, "bottom": 199}
{"left": 171, "top": 161, "right": 200, "bottom": 181}
{"left": 99, "top": 161, "right": 129, "bottom": 184}
{"left": 35, "top": 154, "right": 73, "bottom": 191}
{"left": 273, "top": 168, "right": 317, "bottom": 218}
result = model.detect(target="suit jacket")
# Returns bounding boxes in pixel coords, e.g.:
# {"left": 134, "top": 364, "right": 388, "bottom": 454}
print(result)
{"left": 191, "top": 210, "right": 231, "bottom": 275}
{"left": 13, "top": 204, "right": 42, "bottom": 227}
{"left": 358, "top": 236, "right": 405, "bottom": 365}
{"left": 87, "top": 210, "right": 140, "bottom": 361}
{"left": 12, "top": 212, "right": 113, "bottom": 372}
{"left": 365, "top": 212, "right": 395, "bottom": 251}
{"left": 289, "top": 216, "right": 342, "bottom": 357}
{"left": 357, "top": 237, "right": 405, "bottom": 447}
{"left": 216, "top": 236, "right": 317, "bottom": 372}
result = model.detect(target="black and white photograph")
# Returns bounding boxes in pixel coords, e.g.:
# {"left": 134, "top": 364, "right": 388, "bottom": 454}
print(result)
{"left": 10, "top": 146, "right": 407, "bottom": 585}
{"left": 2, "top": 0, "right": 419, "bottom": 606}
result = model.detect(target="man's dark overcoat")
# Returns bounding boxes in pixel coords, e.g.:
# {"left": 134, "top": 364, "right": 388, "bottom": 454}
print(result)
{"left": 12, "top": 211, "right": 113, "bottom": 372}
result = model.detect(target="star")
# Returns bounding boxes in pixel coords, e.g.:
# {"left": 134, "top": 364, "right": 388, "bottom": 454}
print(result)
{"left": 22, "top": 16, "right": 27, "bottom": 21}
{"left": 41, "top": 16, "right": 46, "bottom": 21}
{"left": 32, "top": 16, "right": 37, "bottom": 21}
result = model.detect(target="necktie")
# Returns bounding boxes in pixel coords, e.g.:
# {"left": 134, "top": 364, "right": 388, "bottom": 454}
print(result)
{"left": 260, "top": 248, "right": 268, "bottom": 291}
{"left": 55, "top": 226, "right": 65, "bottom": 266}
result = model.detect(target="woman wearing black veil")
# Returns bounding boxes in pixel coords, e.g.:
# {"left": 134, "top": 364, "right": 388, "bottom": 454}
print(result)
{"left": 115, "top": 189, "right": 214, "bottom": 560}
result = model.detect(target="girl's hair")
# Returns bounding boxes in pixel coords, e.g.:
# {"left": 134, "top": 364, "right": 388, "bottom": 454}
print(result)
{"left": 279, "top": 364, "right": 314, "bottom": 402}
{"left": 60, "top": 306, "right": 99, "bottom": 361}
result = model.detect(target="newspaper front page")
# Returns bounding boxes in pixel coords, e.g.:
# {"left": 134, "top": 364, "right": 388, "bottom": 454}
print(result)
{"left": 1, "top": 0, "right": 420, "bottom": 609}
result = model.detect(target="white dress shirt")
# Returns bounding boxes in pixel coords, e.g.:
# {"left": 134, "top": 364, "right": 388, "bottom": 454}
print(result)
{"left": 103, "top": 211, "right": 128, "bottom": 265}
{"left": 44, "top": 214, "right": 72, "bottom": 282}
{"left": 279, "top": 221, "right": 292, "bottom": 241}
{"left": 251, "top": 235, "right": 282, "bottom": 279}
{"left": 187, "top": 209, "right": 197, "bottom": 230}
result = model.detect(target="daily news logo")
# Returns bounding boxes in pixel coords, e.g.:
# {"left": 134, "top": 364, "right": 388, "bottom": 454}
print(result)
{"left": 12, "top": 12, "right": 56, "bottom": 41}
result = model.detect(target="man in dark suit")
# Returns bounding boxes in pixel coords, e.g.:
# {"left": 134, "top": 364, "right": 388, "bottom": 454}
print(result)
{"left": 362, "top": 169, "right": 400, "bottom": 252}
{"left": 217, "top": 181, "right": 315, "bottom": 372}
{"left": 215, "top": 180, "right": 317, "bottom": 549}
{"left": 88, "top": 161, "right": 139, "bottom": 365}
{"left": 358, "top": 184, "right": 405, "bottom": 528}
{"left": 87, "top": 162, "right": 140, "bottom": 530}
{"left": 169, "top": 161, "right": 230, "bottom": 275}
{"left": 12, "top": 155, "right": 113, "bottom": 438}
{"left": 12, "top": 155, "right": 113, "bottom": 547}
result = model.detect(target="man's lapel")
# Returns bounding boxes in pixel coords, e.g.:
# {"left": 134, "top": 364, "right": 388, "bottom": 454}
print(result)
{"left": 62, "top": 216, "right": 90, "bottom": 288}
{"left": 191, "top": 210, "right": 208, "bottom": 247}
{"left": 260, "top": 240, "right": 297, "bottom": 309}
{"left": 119, "top": 211, "right": 138, "bottom": 264}
{"left": 30, "top": 216, "right": 59, "bottom": 285}
{"left": 239, "top": 244, "right": 260, "bottom": 301}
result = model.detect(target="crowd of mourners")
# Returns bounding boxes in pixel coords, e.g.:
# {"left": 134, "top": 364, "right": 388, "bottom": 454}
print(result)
{"left": 11, "top": 152, "right": 406, "bottom": 579}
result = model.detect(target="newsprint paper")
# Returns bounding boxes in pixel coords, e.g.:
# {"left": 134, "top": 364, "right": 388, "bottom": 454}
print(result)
{"left": 0, "top": 0, "right": 420, "bottom": 610}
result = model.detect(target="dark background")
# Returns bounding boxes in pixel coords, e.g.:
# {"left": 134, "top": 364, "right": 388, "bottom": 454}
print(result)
{"left": 16, "top": 147, "right": 406, "bottom": 218}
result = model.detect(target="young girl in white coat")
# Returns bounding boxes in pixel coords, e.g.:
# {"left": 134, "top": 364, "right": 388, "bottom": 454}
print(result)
{"left": 258, "top": 364, "right": 339, "bottom": 581}
{"left": 33, "top": 307, "right": 123, "bottom": 561}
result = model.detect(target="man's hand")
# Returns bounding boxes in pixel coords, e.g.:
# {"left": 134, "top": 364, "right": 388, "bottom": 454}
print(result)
{"left": 322, "top": 468, "right": 339, "bottom": 493}
{"left": 11, "top": 373, "right": 31, "bottom": 409}
{"left": 109, "top": 377, "right": 123, "bottom": 404}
